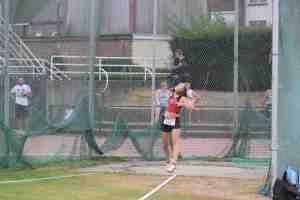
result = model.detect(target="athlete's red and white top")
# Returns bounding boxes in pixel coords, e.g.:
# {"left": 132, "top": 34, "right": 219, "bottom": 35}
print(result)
{"left": 166, "top": 95, "right": 182, "bottom": 114}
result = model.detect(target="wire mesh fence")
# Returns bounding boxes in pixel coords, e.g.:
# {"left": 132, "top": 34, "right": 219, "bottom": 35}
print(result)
{"left": 0, "top": 0, "right": 273, "bottom": 168}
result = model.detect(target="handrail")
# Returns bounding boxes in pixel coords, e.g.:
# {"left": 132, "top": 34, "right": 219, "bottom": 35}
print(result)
{"left": 50, "top": 55, "right": 169, "bottom": 81}
{"left": 98, "top": 67, "right": 109, "bottom": 93}
{"left": 0, "top": 16, "right": 69, "bottom": 80}
{"left": 0, "top": 32, "right": 32, "bottom": 66}
{"left": 52, "top": 55, "right": 169, "bottom": 60}
{"left": 0, "top": 27, "right": 33, "bottom": 67}
{"left": 0, "top": 20, "right": 44, "bottom": 73}
{"left": 9, "top": 31, "right": 63, "bottom": 79}
{"left": 41, "top": 58, "right": 70, "bottom": 80}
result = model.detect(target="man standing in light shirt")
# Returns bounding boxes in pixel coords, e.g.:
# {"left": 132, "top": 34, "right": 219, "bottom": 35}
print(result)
{"left": 10, "top": 78, "right": 32, "bottom": 130}
{"left": 155, "top": 81, "right": 170, "bottom": 123}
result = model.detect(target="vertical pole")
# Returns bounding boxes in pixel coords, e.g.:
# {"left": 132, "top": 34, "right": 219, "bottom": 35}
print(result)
{"left": 56, "top": 0, "right": 62, "bottom": 36}
{"left": 3, "top": 0, "right": 10, "bottom": 127}
{"left": 98, "top": 58, "right": 102, "bottom": 81}
{"left": 233, "top": 0, "right": 239, "bottom": 130}
{"left": 89, "top": 0, "right": 97, "bottom": 130}
{"left": 151, "top": 0, "right": 158, "bottom": 125}
{"left": 272, "top": 0, "right": 279, "bottom": 187}
{"left": 50, "top": 56, "right": 54, "bottom": 80}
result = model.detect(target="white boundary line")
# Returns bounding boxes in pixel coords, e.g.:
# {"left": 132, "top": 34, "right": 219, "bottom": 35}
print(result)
{"left": 0, "top": 173, "right": 96, "bottom": 184}
{"left": 0, "top": 171, "right": 177, "bottom": 200}
{"left": 137, "top": 174, "right": 177, "bottom": 200}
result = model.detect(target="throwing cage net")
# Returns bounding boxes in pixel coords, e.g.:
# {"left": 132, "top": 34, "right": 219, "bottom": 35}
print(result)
{"left": 0, "top": 0, "right": 271, "bottom": 168}
{"left": 0, "top": 57, "right": 271, "bottom": 168}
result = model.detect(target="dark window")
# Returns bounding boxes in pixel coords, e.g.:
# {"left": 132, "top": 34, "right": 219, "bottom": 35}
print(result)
{"left": 249, "top": 20, "right": 267, "bottom": 27}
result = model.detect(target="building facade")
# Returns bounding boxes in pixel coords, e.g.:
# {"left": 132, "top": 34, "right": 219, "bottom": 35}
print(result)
{"left": 208, "top": 0, "right": 273, "bottom": 27}
{"left": 208, "top": 0, "right": 245, "bottom": 26}
{"left": 4, "top": 0, "right": 273, "bottom": 66}
{"left": 11, "top": 0, "right": 207, "bottom": 36}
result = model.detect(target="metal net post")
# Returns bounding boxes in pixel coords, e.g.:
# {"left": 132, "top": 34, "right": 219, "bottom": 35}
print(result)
{"left": 277, "top": 0, "right": 300, "bottom": 178}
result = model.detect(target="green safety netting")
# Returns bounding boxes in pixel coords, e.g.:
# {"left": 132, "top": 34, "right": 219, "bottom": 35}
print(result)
{"left": 0, "top": 78, "right": 271, "bottom": 168}
{"left": 0, "top": 9, "right": 272, "bottom": 170}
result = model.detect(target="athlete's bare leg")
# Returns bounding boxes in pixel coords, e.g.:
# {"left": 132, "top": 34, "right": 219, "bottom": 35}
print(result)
{"left": 171, "top": 129, "right": 181, "bottom": 163}
{"left": 162, "top": 132, "right": 171, "bottom": 162}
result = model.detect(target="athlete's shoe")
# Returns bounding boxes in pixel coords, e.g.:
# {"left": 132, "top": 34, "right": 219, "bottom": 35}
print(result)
{"left": 165, "top": 163, "right": 170, "bottom": 172}
{"left": 166, "top": 162, "right": 176, "bottom": 173}
{"left": 165, "top": 161, "right": 170, "bottom": 171}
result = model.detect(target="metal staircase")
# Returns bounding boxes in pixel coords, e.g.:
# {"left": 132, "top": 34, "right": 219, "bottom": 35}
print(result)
{"left": 0, "top": 16, "right": 69, "bottom": 80}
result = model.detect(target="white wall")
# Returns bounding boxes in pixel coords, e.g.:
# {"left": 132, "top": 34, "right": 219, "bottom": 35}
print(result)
{"left": 131, "top": 34, "right": 172, "bottom": 69}
{"left": 245, "top": 0, "right": 273, "bottom": 26}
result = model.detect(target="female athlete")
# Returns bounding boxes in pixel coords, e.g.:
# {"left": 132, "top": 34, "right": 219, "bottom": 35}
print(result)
{"left": 161, "top": 82, "right": 195, "bottom": 173}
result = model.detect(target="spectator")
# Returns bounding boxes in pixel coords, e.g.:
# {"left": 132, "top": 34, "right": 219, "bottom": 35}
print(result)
{"left": 168, "top": 49, "right": 189, "bottom": 88}
{"left": 155, "top": 81, "right": 170, "bottom": 123}
{"left": 10, "top": 78, "right": 32, "bottom": 130}
{"left": 185, "top": 82, "right": 200, "bottom": 122}
{"left": 64, "top": 105, "right": 75, "bottom": 120}
{"left": 173, "top": 49, "right": 186, "bottom": 72}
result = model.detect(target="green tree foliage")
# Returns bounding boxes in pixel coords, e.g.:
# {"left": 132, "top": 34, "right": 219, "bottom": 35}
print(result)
{"left": 169, "top": 16, "right": 272, "bottom": 91}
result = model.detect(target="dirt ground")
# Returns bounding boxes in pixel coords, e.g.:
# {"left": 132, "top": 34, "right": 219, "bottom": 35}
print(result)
{"left": 164, "top": 176, "right": 270, "bottom": 200}
{"left": 81, "top": 160, "right": 271, "bottom": 200}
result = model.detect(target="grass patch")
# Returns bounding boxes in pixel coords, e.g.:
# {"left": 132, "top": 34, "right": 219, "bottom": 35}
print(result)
{"left": 0, "top": 156, "right": 126, "bottom": 181}
{"left": 0, "top": 158, "right": 269, "bottom": 200}
{"left": 0, "top": 172, "right": 240, "bottom": 200}
{"left": 0, "top": 173, "right": 152, "bottom": 200}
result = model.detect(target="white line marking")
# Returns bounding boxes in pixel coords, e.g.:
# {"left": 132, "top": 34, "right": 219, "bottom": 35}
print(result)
{"left": 137, "top": 174, "right": 177, "bottom": 200}
{"left": 0, "top": 173, "right": 96, "bottom": 184}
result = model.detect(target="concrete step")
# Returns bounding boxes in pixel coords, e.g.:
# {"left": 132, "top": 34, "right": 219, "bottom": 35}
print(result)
{"left": 98, "top": 128, "right": 269, "bottom": 139}
{"left": 98, "top": 121, "right": 269, "bottom": 132}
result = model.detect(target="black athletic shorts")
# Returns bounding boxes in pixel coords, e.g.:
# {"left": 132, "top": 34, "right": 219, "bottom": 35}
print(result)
{"left": 158, "top": 107, "right": 166, "bottom": 124}
{"left": 161, "top": 116, "right": 180, "bottom": 133}
{"left": 15, "top": 104, "right": 28, "bottom": 117}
